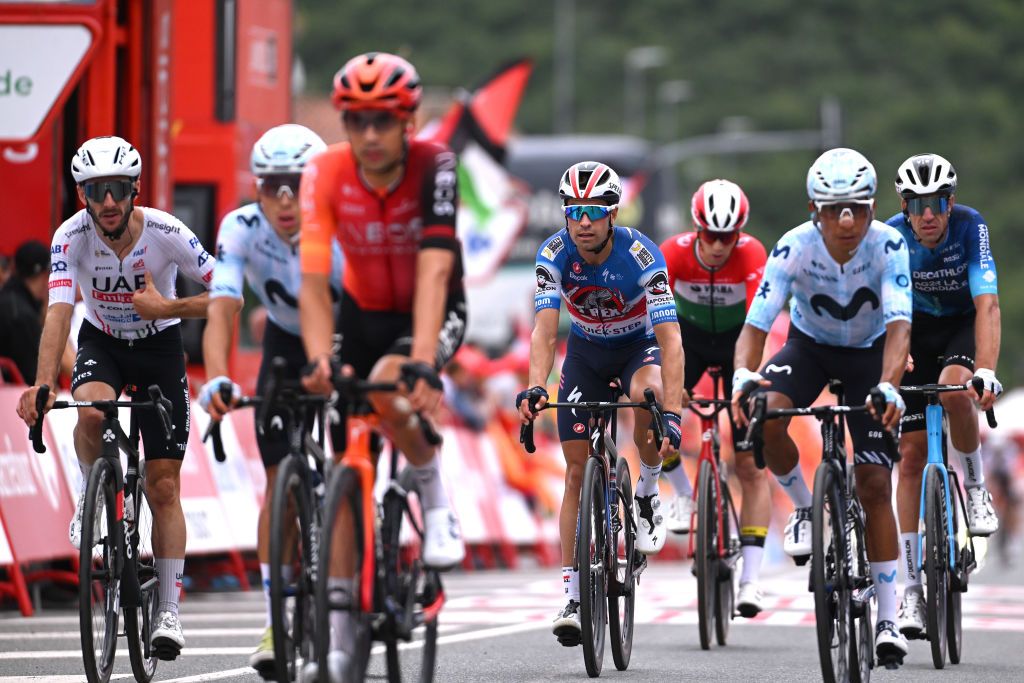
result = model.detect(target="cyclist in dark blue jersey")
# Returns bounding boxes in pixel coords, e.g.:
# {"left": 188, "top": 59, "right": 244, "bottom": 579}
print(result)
{"left": 886, "top": 153, "right": 1002, "bottom": 638}
{"left": 516, "top": 161, "right": 685, "bottom": 647}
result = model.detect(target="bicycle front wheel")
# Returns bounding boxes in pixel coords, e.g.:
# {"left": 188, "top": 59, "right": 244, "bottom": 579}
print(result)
{"left": 847, "top": 495, "right": 873, "bottom": 683}
{"left": 924, "top": 466, "right": 949, "bottom": 669}
{"left": 947, "top": 485, "right": 963, "bottom": 665}
{"left": 578, "top": 456, "right": 607, "bottom": 678}
{"left": 124, "top": 470, "right": 158, "bottom": 683}
{"left": 608, "top": 457, "right": 634, "bottom": 671}
{"left": 78, "top": 459, "right": 121, "bottom": 683}
{"left": 269, "top": 454, "right": 315, "bottom": 682}
{"left": 811, "top": 462, "right": 849, "bottom": 683}
{"left": 695, "top": 459, "right": 717, "bottom": 650}
{"left": 316, "top": 465, "right": 370, "bottom": 683}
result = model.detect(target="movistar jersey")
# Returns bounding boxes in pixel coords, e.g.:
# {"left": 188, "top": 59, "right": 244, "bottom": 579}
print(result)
{"left": 211, "top": 203, "right": 343, "bottom": 336}
{"left": 884, "top": 204, "right": 997, "bottom": 317}
{"left": 746, "top": 221, "right": 912, "bottom": 348}
{"left": 534, "top": 226, "right": 677, "bottom": 348}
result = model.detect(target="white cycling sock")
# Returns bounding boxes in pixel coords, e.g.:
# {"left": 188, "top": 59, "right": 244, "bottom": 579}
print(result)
{"left": 636, "top": 462, "right": 662, "bottom": 498}
{"left": 739, "top": 544, "right": 764, "bottom": 585}
{"left": 871, "top": 560, "right": 899, "bottom": 624}
{"left": 562, "top": 566, "right": 580, "bottom": 602}
{"left": 259, "top": 563, "right": 295, "bottom": 627}
{"left": 775, "top": 464, "right": 813, "bottom": 509}
{"left": 156, "top": 558, "right": 185, "bottom": 616}
{"left": 899, "top": 532, "right": 921, "bottom": 588}
{"left": 328, "top": 577, "right": 357, "bottom": 653}
{"left": 662, "top": 465, "right": 693, "bottom": 497}
{"left": 952, "top": 444, "right": 984, "bottom": 488}
{"left": 78, "top": 462, "right": 92, "bottom": 492}
{"left": 410, "top": 456, "right": 449, "bottom": 510}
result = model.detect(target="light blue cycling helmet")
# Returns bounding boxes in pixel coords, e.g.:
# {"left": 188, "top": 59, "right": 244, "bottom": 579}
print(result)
{"left": 250, "top": 124, "right": 326, "bottom": 176}
{"left": 806, "top": 147, "right": 877, "bottom": 202}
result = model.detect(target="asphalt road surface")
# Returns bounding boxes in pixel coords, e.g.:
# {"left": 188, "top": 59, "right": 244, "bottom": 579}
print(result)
{"left": 2, "top": 551, "right": 1022, "bottom": 682}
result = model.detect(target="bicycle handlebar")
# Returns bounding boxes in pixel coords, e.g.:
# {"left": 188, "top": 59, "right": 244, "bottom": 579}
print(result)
{"left": 518, "top": 388, "right": 665, "bottom": 455}
{"left": 970, "top": 377, "right": 998, "bottom": 429}
{"left": 898, "top": 380, "right": 997, "bottom": 429}
{"left": 29, "top": 384, "right": 173, "bottom": 454}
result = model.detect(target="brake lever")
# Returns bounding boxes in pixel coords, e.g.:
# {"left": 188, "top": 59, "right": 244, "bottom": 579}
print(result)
{"left": 30, "top": 385, "right": 51, "bottom": 454}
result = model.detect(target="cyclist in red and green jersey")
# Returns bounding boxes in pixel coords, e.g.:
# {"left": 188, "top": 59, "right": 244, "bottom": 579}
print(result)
{"left": 659, "top": 179, "right": 773, "bottom": 617}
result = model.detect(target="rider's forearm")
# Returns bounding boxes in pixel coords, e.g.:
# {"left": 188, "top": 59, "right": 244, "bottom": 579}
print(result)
{"left": 528, "top": 310, "right": 559, "bottom": 389}
{"left": 299, "top": 274, "right": 335, "bottom": 361}
{"left": 654, "top": 323, "right": 684, "bottom": 414}
{"left": 879, "top": 320, "right": 911, "bottom": 386}
{"left": 973, "top": 294, "right": 1000, "bottom": 371}
{"left": 202, "top": 297, "right": 241, "bottom": 379}
{"left": 35, "top": 303, "right": 73, "bottom": 388}
{"left": 165, "top": 292, "right": 211, "bottom": 319}
{"left": 410, "top": 248, "right": 455, "bottom": 366}
{"left": 733, "top": 324, "right": 768, "bottom": 373}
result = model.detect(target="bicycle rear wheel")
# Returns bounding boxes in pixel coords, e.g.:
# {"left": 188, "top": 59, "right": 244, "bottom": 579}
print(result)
{"left": 124, "top": 470, "right": 158, "bottom": 683}
{"left": 924, "top": 466, "right": 949, "bottom": 669}
{"left": 715, "top": 480, "right": 736, "bottom": 646}
{"left": 811, "top": 462, "right": 849, "bottom": 683}
{"left": 78, "top": 459, "right": 121, "bottom": 683}
{"left": 694, "top": 459, "right": 717, "bottom": 650}
{"left": 269, "top": 454, "right": 315, "bottom": 682}
{"left": 847, "top": 496, "right": 873, "bottom": 683}
{"left": 316, "top": 465, "right": 369, "bottom": 683}
{"left": 578, "top": 456, "right": 607, "bottom": 678}
{"left": 608, "top": 457, "right": 634, "bottom": 671}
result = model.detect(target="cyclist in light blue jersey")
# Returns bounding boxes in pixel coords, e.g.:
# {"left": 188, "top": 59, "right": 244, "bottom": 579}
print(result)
{"left": 886, "top": 153, "right": 1002, "bottom": 638}
{"left": 516, "top": 161, "right": 684, "bottom": 647}
{"left": 198, "top": 124, "right": 342, "bottom": 675}
{"left": 732, "top": 148, "right": 912, "bottom": 663}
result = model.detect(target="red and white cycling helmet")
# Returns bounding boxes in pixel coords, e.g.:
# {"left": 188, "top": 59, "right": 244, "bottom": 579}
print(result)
{"left": 690, "top": 179, "right": 750, "bottom": 232}
{"left": 558, "top": 161, "right": 622, "bottom": 204}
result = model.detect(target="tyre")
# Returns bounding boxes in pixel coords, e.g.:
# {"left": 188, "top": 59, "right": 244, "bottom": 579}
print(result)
{"left": 316, "top": 465, "right": 369, "bottom": 683}
{"left": 78, "top": 459, "right": 121, "bottom": 683}
{"left": 715, "top": 480, "right": 737, "bottom": 646}
{"left": 811, "top": 462, "right": 849, "bottom": 683}
{"left": 947, "top": 490, "right": 963, "bottom": 665}
{"left": 847, "top": 499, "right": 872, "bottom": 683}
{"left": 376, "top": 467, "right": 438, "bottom": 683}
{"left": 608, "top": 457, "right": 635, "bottom": 671}
{"left": 269, "top": 454, "right": 315, "bottom": 682}
{"left": 924, "top": 466, "right": 949, "bottom": 669}
{"left": 124, "top": 471, "right": 158, "bottom": 683}
{"left": 695, "top": 459, "right": 717, "bottom": 650}
{"left": 578, "top": 456, "right": 607, "bottom": 678}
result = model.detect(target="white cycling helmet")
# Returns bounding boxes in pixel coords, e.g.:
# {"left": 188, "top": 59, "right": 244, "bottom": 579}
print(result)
{"left": 894, "top": 153, "right": 957, "bottom": 198}
{"left": 806, "top": 147, "right": 877, "bottom": 203}
{"left": 691, "top": 179, "right": 750, "bottom": 232}
{"left": 558, "top": 161, "right": 622, "bottom": 204}
{"left": 251, "top": 124, "right": 327, "bottom": 176}
{"left": 70, "top": 136, "right": 142, "bottom": 184}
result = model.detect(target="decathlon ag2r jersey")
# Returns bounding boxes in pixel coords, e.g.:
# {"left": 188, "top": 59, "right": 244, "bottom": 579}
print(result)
{"left": 534, "top": 226, "right": 677, "bottom": 348}
{"left": 49, "top": 207, "right": 215, "bottom": 339}
{"left": 745, "top": 220, "right": 912, "bottom": 348}
{"left": 211, "top": 203, "right": 344, "bottom": 336}
{"left": 884, "top": 204, "right": 997, "bottom": 317}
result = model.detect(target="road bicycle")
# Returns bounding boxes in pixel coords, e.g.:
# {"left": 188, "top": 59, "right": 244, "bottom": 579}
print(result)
{"left": 686, "top": 367, "right": 740, "bottom": 650}
{"left": 206, "top": 357, "right": 330, "bottom": 681}
{"left": 31, "top": 384, "right": 173, "bottom": 683}
{"left": 742, "top": 383, "right": 895, "bottom": 683}
{"left": 521, "top": 387, "right": 664, "bottom": 678}
{"left": 314, "top": 368, "right": 445, "bottom": 683}
{"left": 897, "top": 378, "right": 995, "bottom": 669}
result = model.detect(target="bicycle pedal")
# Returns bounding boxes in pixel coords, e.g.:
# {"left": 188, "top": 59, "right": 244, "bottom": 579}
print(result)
{"left": 793, "top": 554, "right": 810, "bottom": 567}
{"left": 153, "top": 643, "right": 181, "bottom": 661}
{"left": 555, "top": 630, "right": 582, "bottom": 648}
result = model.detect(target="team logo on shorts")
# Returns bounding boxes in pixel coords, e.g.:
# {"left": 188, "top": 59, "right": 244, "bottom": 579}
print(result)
{"left": 643, "top": 355, "right": 655, "bottom": 362}
{"left": 573, "top": 423, "right": 586, "bottom": 434}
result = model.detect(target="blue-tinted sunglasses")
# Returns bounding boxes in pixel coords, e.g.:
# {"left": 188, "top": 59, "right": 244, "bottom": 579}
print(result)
{"left": 907, "top": 195, "right": 949, "bottom": 216}
{"left": 564, "top": 204, "right": 616, "bottom": 221}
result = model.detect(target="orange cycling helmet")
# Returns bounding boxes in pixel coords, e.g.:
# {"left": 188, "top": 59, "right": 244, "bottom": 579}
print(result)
{"left": 332, "top": 52, "right": 422, "bottom": 114}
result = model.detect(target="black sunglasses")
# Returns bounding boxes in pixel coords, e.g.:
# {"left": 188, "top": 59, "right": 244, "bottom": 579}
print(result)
{"left": 343, "top": 110, "right": 404, "bottom": 133}
{"left": 82, "top": 179, "right": 134, "bottom": 203}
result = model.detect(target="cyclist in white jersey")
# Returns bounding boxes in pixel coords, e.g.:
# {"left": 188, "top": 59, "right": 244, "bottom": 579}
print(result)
{"left": 16, "top": 136, "right": 215, "bottom": 661}
{"left": 731, "top": 148, "right": 913, "bottom": 663}
{"left": 198, "top": 124, "right": 342, "bottom": 675}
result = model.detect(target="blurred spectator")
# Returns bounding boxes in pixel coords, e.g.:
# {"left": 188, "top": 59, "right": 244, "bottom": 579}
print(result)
{"left": 0, "top": 240, "right": 50, "bottom": 383}
{"left": 442, "top": 345, "right": 493, "bottom": 431}
{"left": 983, "top": 430, "right": 1023, "bottom": 565}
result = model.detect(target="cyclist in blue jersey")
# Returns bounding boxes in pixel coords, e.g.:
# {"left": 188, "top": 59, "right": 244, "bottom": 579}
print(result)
{"left": 731, "top": 148, "right": 912, "bottom": 662}
{"left": 885, "top": 153, "right": 1001, "bottom": 638}
{"left": 197, "top": 124, "right": 342, "bottom": 675}
{"left": 516, "top": 161, "right": 685, "bottom": 647}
